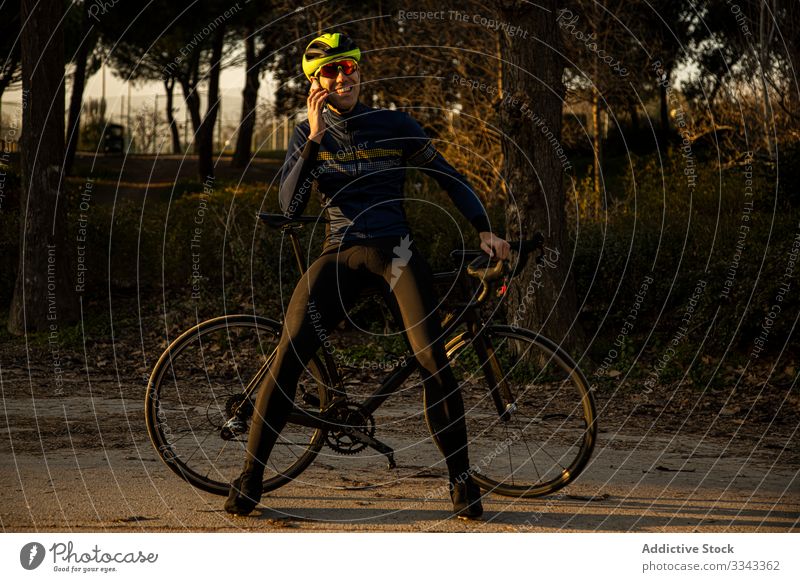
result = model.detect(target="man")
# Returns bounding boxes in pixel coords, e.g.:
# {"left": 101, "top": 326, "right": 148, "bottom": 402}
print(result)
{"left": 225, "top": 32, "right": 510, "bottom": 520}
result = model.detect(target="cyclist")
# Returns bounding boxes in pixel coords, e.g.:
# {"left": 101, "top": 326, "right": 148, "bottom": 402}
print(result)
{"left": 225, "top": 32, "right": 510, "bottom": 520}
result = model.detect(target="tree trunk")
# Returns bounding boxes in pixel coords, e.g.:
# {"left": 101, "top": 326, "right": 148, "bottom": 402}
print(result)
{"left": 64, "top": 9, "right": 95, "bottom": 176}
{"left": 232, "top": 29, "right": 260, "bottom": 168}
{"left": 630, "top": 104, "right": 640, "bottom": 132}
{"left": 758, "top": 1, "right": 776, "bottom": 159}
{"left": 592, "top": 86, "right": 602, "bottom": 218}
{"left": 163, "top": 76, "right": 182, "bottom": 154}
{"left": 0, "top": 1, "right": 22, "bottom": 102}
{"left": 659, "top": 70, "right": 670, "bottom": 137}
{"left": 496, "top": 0, "right": 585, "bottom": 353}
{"left": 196, "top": 25, "right": 225, "bottom": 181}
{"left": 179, "top": 53, "right": 203, "bottom": 155}
{"left": 9, "top": 0, "right": 78, "bottom": 335}
{"left": 180, "top": 76, "right": 202, "bottom": 153}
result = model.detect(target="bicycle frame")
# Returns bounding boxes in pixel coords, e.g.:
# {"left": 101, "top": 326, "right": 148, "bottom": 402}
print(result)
{"left": 147, "top": 213, "right": 596, "bottom": 497}
{"left": 231, "top": 223, "right": 517, "bottom": 452}
{"left": 223, "top": 213, "right": 544, "bottom": 467}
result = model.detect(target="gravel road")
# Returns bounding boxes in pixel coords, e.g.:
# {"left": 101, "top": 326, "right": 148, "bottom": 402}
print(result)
{"left": 2, "top": 374, "right": 797, "bottom": 533}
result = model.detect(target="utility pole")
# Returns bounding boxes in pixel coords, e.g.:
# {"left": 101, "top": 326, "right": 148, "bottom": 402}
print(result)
{"left": 101, "top": 61, "right": 106, "bottom": 123}
{"left": 184, "top": 106, "right": 188, "bottom": 152}
{"left": 154, "top": 94, "right": 158, "bottom": 154}
{"left": 127, "top": 83, "right": 131, "bottom": 150}
{"left": 217, "top": 96, "right": 222, "bottom": 153}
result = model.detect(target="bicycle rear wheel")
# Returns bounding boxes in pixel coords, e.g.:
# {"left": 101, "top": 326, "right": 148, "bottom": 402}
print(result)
{"left": 446, "top": 325, "right": 596, "bottom": 497}
{"left": 145, "top": 314, "right": 329, "bottom": 495}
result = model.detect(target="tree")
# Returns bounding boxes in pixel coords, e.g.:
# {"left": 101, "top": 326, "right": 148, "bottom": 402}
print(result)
{"left": 231, "top": 1, "right": 286, "bottom": 168}
{"left": 0, "top": 0, "right": 22, "bottom": 103}
{"left": 231, "top": 24, "right": 261, "bottom": 167}
{"left": 162, "top": 74, "right": 182, "bottom": 154}
{"left": 495, "top": 0, "right": 585, "bottom": 352}
{"left": 683, "top": 0, "right": 798, "bottom": 160}
{"left": 636, "top": 0, "right": 694, "bottom": 138}
{"left": 9, "top": 0, "right": 78, "bottom": 334}
{"left": 64, "top": 1, "right": 101, "bottom": 175}
{"left": 99, "top": 0, "right": 235, "bottom": 179}
{"left": 560, "top": 0, "right": 640, "bottom": 215}
{"left": 192, "top": 21, "right": 226, "bottom": 180}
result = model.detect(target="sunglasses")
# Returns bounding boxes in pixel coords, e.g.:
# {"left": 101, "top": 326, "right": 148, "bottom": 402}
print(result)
{"left": 315, "top": 59, "right": 358, "bottom": 79}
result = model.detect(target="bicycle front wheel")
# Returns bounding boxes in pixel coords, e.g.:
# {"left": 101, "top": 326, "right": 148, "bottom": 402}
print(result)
{"left": 145, "top": 314, "right": 329, "bottom": 495}
{"left": 446, "top": 325, "right": 597, "bottom": 498}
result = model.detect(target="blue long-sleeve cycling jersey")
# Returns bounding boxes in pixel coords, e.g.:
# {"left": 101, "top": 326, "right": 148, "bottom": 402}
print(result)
{"left": 279, "top": 101, "right": 491, "bottom": 248}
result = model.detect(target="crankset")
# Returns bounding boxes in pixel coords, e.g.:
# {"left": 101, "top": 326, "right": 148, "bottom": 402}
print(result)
{"left": 324, "top": 400, "right": 396, "bottom": 469}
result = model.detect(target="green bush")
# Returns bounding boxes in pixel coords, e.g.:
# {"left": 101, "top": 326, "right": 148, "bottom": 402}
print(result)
{"left": 3, "top": 150, "right": 793, "bottom": 369}
{"left": 575, "top": 150, "right": 797, "bottom": 369}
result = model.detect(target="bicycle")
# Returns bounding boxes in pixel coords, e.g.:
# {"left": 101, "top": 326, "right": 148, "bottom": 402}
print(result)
{"left": 145, "top": 212, "right": 597, "bottom": 500}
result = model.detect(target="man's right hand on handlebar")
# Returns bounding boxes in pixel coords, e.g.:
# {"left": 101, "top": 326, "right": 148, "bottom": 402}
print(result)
{"left": 479, "top": 231, "right": 511, "bottom": 260}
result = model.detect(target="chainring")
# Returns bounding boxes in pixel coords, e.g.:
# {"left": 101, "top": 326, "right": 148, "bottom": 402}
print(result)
{"left": 325, "top": 401, "right": 376, "bottom": 455}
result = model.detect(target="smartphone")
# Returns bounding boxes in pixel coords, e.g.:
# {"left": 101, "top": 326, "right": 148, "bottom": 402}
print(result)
{"left": 311, "top": 78, "right": 327, "bottom": 107}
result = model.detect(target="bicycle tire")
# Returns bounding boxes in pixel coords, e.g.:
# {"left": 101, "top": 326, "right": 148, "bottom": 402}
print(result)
{"left": 145, "top": 314, "right": 330, "bottom": 496}
{"left": 444, "top": 325, "right": 597, "bottom": 498}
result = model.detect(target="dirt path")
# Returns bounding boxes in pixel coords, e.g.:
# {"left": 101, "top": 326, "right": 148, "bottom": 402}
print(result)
{"left": 1, "top": 371, "right": 797, "bottom": 532}
{"left": 67, "top": 152, "right": 282, "bottom": 205}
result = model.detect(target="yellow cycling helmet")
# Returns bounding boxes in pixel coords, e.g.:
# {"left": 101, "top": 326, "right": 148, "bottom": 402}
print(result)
{"left": 302, "top": 32, "right": 361, "bottom": 80}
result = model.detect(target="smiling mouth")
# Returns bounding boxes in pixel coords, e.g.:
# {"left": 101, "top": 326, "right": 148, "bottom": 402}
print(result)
{"left": 335, "top": 86, "right": 353, "bottom": 95}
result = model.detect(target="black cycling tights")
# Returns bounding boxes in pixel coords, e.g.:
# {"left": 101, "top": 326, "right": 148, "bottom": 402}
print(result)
{"left": 242, "top": 238, "right": 471, "bottom": 483}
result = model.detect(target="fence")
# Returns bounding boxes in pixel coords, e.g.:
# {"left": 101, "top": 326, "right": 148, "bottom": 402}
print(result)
{"left": 0, "top": 91, "right": 297, "bottom": 156}
{"left": 0, "top": 101, "right": 23, "bottom": 151}
{"left": 0, "top": 140, "right": 18, "bottom": 153}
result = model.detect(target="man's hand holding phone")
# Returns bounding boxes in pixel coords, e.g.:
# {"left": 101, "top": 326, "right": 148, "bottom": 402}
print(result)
{"left": 308, "top": 78, "right": 328, "bottom": 143}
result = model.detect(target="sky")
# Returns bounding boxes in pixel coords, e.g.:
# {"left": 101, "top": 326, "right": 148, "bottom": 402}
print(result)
{"left": 0, "top": 61, "right": 283, "bottom": 139}
{"left": 3, "top": 62, "right": 254, "bottom": 106}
